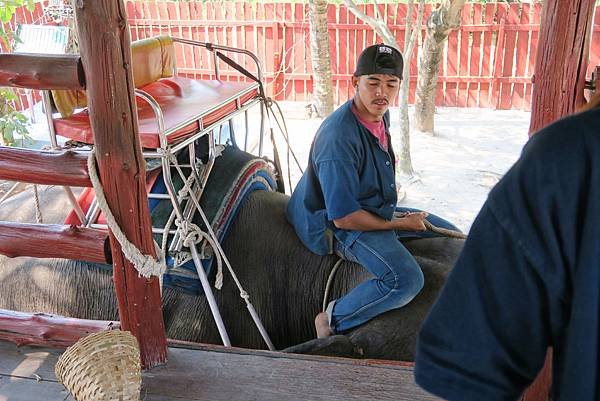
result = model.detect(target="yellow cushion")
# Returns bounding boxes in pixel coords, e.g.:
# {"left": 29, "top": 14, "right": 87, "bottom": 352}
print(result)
{"left": 131, "top": 35, "right": 175, "bottom": 87}
{"left": 52, "top": 35, "right": 175, "bottom": 118}
{"left": 51, "top": 89, "right": 87, "bottom": 119}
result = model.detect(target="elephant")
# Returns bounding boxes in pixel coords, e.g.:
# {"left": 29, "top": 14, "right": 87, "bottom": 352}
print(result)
{"left": 0, "top": 183, "right": 464, "bottom": 361}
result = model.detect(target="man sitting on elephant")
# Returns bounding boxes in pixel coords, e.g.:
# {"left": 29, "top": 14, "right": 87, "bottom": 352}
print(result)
{"left": 287, "top": 44, "right": 460, "bottom": 339}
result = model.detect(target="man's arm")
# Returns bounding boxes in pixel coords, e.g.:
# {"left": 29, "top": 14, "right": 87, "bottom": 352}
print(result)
{"left": 333, "top": 209, "right": 428, "bottom": 231}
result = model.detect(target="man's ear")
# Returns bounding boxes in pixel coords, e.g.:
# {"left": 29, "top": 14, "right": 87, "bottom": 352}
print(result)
{"left": 351, "top": 76, "right": 359, "bottom": 89}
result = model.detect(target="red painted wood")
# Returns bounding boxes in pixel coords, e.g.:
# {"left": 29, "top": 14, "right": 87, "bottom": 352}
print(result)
{"left": 178, "top": 2, "right": 194, "bottom": 77}
{"left": 521, "top": 350, "right": 553, "bottom": 401}
{"left": 0, "top": 222, "right": 110, "bottom": 264}
{"left": 499, "top": 4, "right": 518, "bottom": 110}
{"left": 340, "top": 7, "right": 350, "bottom": 103}
{"left": 0, "top": 148, "right": 90, "bottom": 187}
{"left": 524, "top": 3, "right": 543, "bottom": 111}
{"left": 327, "top": 3, "right": 337, "bottom": 104}
{"left": 512, "top": 4, "right": 530, "bottom": 110}
{"left": 0, "top": 309, "right": 120, "bottom": 348}
{"left": 479, "top": 4, "right": 496, "bottom": 108}
{"left": 346, "top": 3, "right": 357, "bottom": 97}
{"left": 589, "top": 8, "right": 600, "bottom": 79}
{"left": 0, "top": 54, "right": 84, "bottom": 91}
{"left": 288, "top": 3, "right": 298, "bottom": 100}
{"left": 445, "top": 29, "right": 459, "bottom": 107}
{"left": 468, "top": 4, "right": 483, "bottom": 107}
{"left": 529, "top": 0, "right": 595, "bottom": 134}
{"left": 75, "top": 0, "right": 167, "bottom": 369}
{"left": 364, "top": 4, "right": 375, "bottom": 47}
{"left": 225, "top": 2, "right": 236, "bottom": 81}
{"left": 244, "top": 3, "right": 254, "bottom": 76}
{"left": 458, "top": 3, "right": 471, "bottom": 108}
{"left": 126, "top": 2, "right": 138, "bottom": 41}
{"left": 491, "top": 6, "right": 507, "bottom": 110}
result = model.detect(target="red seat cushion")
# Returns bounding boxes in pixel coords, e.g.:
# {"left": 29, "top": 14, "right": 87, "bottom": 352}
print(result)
{"left": 53, "top": 77, "right": 259, "bottom": 149}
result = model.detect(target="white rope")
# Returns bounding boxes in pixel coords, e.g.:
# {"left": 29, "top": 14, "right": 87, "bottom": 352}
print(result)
{"left": 178, "top": 220, "right": 225, "bottom": 291}
{"left": 32, "top": 184, "right": 43, "bottom": 224}
{"left": 87, "top": 150, "right": 166, "bottom": 278}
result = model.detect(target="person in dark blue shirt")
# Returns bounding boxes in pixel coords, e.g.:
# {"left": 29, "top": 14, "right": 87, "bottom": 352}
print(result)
{"left": 415, "top": 101, "right": 600, "bottom": 401}
{"left": 287, "top": 44, "right": 459, "bottom": 338}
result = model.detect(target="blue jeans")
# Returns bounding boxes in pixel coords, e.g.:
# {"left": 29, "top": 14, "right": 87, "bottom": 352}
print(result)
{"left": 327, "top": 207, "right": 460, "bottom": 333}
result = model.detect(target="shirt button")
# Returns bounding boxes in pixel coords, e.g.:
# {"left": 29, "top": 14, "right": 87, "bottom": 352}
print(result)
{"left": 390, "top": 204, "right": 394, "bottom": 208}
{"left": 385, "top": 161, "right": 390, "bottom": 166}
{"left": 390, "top": 183, "right": 395, "bottom": 188}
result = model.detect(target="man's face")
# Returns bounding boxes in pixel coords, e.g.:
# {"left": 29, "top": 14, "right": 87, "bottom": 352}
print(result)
{"left": 352, "top": 74, "right": 401, "bottom": 121}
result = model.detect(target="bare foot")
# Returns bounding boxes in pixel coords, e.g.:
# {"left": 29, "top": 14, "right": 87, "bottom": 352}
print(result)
{"left": 315, "top": 312, "right": 333, "bottom": 338}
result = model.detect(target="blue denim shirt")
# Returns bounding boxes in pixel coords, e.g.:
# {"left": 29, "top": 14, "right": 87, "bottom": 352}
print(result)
{"left": 287, "top": 100, "right": 397, "bottom": 255}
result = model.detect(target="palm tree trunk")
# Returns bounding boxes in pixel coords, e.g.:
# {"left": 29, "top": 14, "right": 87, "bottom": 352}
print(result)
{"left": 308, "top": 0, "right": 334, "bottom": 118}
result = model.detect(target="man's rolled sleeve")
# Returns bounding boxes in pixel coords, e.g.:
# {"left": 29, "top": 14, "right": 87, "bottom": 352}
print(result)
{"left": 316, "top": 159, "right": 361, "bottom": 220}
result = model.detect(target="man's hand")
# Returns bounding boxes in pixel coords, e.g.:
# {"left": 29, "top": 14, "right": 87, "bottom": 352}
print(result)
{"left": 333, "top": 209, "right": 429, "bottom": 232}
{"left": 393, "top": 211, "right": 428, "bottom": 231}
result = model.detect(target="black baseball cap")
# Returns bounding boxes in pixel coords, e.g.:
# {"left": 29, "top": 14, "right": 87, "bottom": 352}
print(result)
{"left": 354, "top": 44, "right": 404, "bottom": 80}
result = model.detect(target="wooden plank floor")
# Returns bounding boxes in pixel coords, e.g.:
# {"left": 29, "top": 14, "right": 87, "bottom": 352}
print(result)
{"left": 0, "top": 341, "right": 438, "bottom": 401}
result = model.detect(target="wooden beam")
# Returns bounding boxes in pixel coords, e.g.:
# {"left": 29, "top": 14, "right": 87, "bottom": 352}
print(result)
{"left": 74, "top": 0, "right": 167, "bottom": 369}
{"left": 0, "top": 309, "right": 119, "bottom": 348}
{"left": 529, "top": 0, "right": 596, "bottom": 135}
{"left": 0, "top": 54, "right": 84, "bottom": 90}
{"left": 0, "top": 222, "right": 110, "bottom": 264}
{"left": 0, "top": 148, "right": 91, "bottom": 187}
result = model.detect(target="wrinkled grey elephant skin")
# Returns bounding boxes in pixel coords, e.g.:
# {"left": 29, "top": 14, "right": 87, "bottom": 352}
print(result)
{"left": 0, "top": 186, "right": 464, "bottom": 361}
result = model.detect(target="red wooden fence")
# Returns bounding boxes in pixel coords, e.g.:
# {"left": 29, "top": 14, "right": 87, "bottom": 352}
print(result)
{"left": 6, "top": 1, "right": 600, "bottom": 111}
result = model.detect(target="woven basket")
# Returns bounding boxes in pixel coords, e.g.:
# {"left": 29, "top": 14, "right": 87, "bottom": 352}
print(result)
{"left": 55, "top": 330, "right": 141, "bottom": 401}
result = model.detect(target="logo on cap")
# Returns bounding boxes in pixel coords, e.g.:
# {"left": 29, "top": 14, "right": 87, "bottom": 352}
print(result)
{"left": 378, "top": 46, "right": 392, "bottom": 54}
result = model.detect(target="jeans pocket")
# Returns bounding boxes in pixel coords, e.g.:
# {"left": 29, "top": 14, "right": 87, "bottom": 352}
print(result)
{"left": 334, "top": 240, "right": 359, "bottom": 264}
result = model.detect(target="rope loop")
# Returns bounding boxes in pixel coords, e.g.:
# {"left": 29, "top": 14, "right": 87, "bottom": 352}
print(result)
{"left": 87, "top": 150, "right": 166, "bottom": 278}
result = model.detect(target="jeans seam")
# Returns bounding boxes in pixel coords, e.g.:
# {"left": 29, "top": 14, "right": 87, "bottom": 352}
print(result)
{"left": 334, "top": 237, "right": 399, "bottom": 326}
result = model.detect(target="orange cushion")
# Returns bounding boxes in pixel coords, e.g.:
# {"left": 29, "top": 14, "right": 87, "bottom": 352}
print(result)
{"left": 53, "top": 77, "right": 259, "bottom": 149}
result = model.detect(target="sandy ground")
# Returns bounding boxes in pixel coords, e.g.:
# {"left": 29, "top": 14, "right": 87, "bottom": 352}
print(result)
{"left": 8, "top": 101, "right": 531, "bottom": 233}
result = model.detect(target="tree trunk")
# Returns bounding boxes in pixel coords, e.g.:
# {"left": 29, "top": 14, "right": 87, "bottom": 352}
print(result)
{"left": 414, "top": 0, "right": 466, "bottom": 134}
{"left": 308, "top": 0, "right": 334, "bottom": 118}
{"left": 398, "top": 0, "right": 426, "bottom": 176}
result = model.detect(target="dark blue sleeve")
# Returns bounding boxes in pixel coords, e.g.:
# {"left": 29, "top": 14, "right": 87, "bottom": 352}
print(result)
{"left": 312, "top": 127, "right": 363, "bottom": 221}
{"left": 315, "top": 159, "right": 362, "bottom": 220}
{"left": 414, "top": 202, "right": 552, "bottom": 401}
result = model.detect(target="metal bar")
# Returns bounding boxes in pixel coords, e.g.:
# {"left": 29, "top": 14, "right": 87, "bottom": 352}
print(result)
{"left": 62, "top": 186, "right": 86, "bottom": 225}
{"left": 190, "top": 243, "right": 231, "bottom": 347}
{"left": 244, "top": 110, "right": 249, "bottom": 152}
{"left": 42, "top": 90, "right": 59, "bottom": 149}
{"left": 90, "top": 223, "right": 178, "bottom": 236}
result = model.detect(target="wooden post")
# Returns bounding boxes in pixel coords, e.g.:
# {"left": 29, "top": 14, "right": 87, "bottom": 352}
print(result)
{"left": 74, "top": 0, "right": 167, "bottom": 369}
{"left": 528, "top": 0, "right": 595, "bottom": 135}
{"left": 490, "top": 18, "right": 506, "bottom": 111}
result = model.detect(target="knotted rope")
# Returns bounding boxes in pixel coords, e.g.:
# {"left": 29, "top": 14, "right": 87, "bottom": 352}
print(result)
{"left": 32, "top": 184, "right": 43, "bottom": 224}
{"left": 178, "top": 220, "right": 224, "bottom": 290}
{"left": 87, "top": 150, "right": 166, "bottom": 278}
